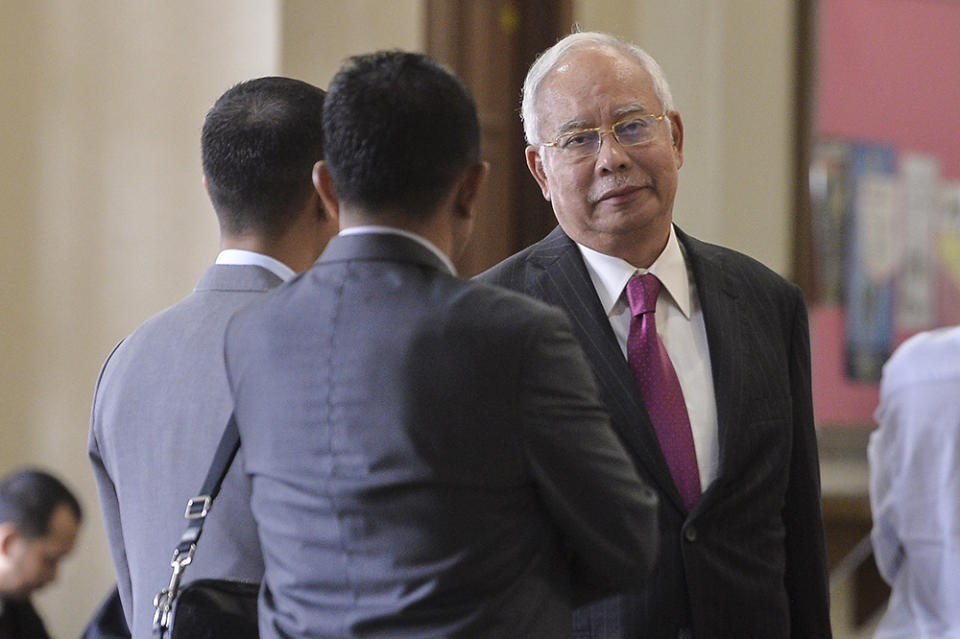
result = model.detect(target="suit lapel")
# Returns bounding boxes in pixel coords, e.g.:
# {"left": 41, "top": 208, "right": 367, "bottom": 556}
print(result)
{"left": 677, "top": 229, "right": 743, "bottom": 502}
{"left": 526, "top": 228, "right": 686, "bottom": 512}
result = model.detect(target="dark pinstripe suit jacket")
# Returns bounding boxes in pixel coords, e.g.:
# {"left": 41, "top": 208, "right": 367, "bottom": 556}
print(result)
{"left": 477, "top": 225, "right": 832, "bottom": 639}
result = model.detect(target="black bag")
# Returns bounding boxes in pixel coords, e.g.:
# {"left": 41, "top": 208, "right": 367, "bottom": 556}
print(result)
{"left": 153, "top": 416, "right": 259, "bottom": 638}
{"left": 163, "top": 579, "right": 258, "bottom": 639}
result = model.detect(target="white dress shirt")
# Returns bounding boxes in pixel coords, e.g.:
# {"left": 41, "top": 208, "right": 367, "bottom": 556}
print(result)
{"left": 869, "top": 325, "right": 960, "bottom": 639}
{"left": 577, "top": 225, "right": 718, "bottom": 490}
{"left": 216, "top": 248, "right": 296, "bottom": 282}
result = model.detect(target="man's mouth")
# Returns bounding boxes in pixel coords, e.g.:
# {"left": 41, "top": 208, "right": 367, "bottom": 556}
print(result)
{"left": 596, "top": 184, "right": 647, "bottom": 204}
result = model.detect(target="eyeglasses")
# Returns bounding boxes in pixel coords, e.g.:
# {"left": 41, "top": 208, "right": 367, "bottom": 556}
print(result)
{"left": 540, "top": 113, "right": 668, "bottom": 158}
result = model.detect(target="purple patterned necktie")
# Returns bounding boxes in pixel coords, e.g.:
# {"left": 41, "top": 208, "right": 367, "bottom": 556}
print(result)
{"left": 626, "top": 273, "right": 701, "bottom": 511}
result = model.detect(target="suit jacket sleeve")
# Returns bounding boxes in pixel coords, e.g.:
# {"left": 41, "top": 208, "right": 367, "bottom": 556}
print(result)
{"left": 781, "top": 289, "right": 832, "bottom": 637}
{"left": 88, "top": 346, "right": 135, "bottom": 631}
{"left": 519, "top": 306, "right": 659, "bottom": 593}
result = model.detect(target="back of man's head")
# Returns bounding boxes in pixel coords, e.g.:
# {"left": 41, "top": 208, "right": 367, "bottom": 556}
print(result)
{"left": 0, "top": 468, "right": 81, "bottom": 538}
{"left": 322, "top": 51, "right": 480, "bottom": 218}
{"left": 202, "top": 77, "right": 326, "bottom": 239}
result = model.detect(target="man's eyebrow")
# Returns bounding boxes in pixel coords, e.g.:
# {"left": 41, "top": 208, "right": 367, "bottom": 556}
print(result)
{"left": 613, "top": 103, "right": 651, "bottom": 119}
{"left": 555, "top": 119, "right": 593, "bottom": 135}
{"left": 553, "top": 103, "right": 654, "bottom": 135}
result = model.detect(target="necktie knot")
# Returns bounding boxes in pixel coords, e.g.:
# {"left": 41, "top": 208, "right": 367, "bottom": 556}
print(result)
{"left": 626, "top": 273, "right": 661, "bottom": 317}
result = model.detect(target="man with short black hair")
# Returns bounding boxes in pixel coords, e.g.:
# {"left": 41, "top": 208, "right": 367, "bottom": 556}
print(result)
{"left": 0, "top": 468, "right": 81, "bottom": 639}
{"left": 224, "top": 50, "right": 659, "bottom": 639}
{"left": 89, "top": 76, "right": 335, "bottom": 639}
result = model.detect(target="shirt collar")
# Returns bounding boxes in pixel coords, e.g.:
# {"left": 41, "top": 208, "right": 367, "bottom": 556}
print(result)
{"left": 215, "top": 249, "right": 296, "bottom": 282}
{"left": 576, "top": 224, "right": 692, "bottom": 318}
{"left": 338, "top": 225, "right": 457, "bottom": 275}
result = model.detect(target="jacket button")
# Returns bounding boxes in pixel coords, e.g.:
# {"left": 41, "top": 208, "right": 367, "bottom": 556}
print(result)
{"left": 684, "top": 525, "right": 697, "bottom": 542}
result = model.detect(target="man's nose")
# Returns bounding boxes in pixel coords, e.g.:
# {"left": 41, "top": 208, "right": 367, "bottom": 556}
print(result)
{"left": 596, "top": 131, "right": 632, "bottom": 172}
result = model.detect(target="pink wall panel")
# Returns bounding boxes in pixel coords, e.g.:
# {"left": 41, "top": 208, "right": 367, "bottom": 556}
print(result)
{"left": 812, "top": 0, "right": 960, "bottom": 426}
{"left": 817, "top": 0, "right": 960, "bottom": 178}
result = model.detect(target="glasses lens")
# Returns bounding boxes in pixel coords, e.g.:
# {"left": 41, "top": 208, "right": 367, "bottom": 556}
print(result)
{"left": 558, "top": 130, "right": 600, "bottom": 156}
{"left": 615, "top": 117, "right": 657, "bottom": 146}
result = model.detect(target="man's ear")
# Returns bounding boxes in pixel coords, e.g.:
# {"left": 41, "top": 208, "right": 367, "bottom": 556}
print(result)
{"left": 313, "top": 161, "right": 340, "bottom": 223}
{"left": 525, "top": 146, "right": 551, "bottom": 201}
{"left": 0, "top": 522, "right": 20, "bottom": 558}
{"left": 453, "top": 161, "right": 489, "bottom": 220}
{"left": 668, "top": 111, "right": 684, "bottom": 169}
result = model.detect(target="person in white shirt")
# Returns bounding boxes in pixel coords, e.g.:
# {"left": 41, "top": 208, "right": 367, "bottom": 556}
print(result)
{"left": 869, "top": 325, "right": 960, "bottom": 638}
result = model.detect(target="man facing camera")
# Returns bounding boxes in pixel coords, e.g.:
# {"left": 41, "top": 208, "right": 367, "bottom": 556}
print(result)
{"left": 89, "top": 77, "right": 334, "bottom": 639}
{"left": 478, "top": 32, "right": 831, "bottom": 638}
{"left": 224, "top": 50, "right": 659, "bottom": 639}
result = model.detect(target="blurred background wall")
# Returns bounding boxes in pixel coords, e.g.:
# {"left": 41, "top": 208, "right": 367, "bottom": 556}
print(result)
{"left": 0, "top": 1, "right": 796, "bottom": 635}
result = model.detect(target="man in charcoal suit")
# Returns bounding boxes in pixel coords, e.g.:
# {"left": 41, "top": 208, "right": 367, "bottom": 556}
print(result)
{"left": 89, "top": 77, "right": 335, "bottom": 638}
{"left": 478, "top": 32, "right": 832, "bottom": 638}
{"left": 223, "top": 50, "right": 659, "bottom": 639}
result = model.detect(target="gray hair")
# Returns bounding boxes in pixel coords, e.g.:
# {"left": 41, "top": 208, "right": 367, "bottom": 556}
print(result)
{"left": 521, "top": 31, "right": 676, "bottom": 145}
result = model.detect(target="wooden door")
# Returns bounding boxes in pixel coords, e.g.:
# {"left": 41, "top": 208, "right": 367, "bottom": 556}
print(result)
{"left": 427, "top": 0, "right": 573, "bottom": 275}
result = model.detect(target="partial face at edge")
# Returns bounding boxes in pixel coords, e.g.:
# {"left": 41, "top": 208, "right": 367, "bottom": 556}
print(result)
{"left": 0, "top": 503, "right": 78, "bottom": 599}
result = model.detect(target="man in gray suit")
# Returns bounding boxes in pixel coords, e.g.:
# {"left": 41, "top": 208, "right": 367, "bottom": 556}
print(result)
{"left": 477, "top": 32, "right": 831, "bottom": 638}
{"left": 224, "top": 51, "right": 659, "bottom": 639}
{"left": 89, "top": 77, "right": 335, "bottom": 639}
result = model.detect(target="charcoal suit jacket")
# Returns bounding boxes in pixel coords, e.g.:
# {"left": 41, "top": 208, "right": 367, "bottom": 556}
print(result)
{"left": 224, "top": 231, "right": 660, "bottom": 639}
{"left": 477, "top": 225, "right": 831, "bottom": 639}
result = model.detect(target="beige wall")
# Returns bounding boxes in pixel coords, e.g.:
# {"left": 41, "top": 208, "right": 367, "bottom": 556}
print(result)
{"left": 0, "top": 1, "right": 794, "bottom": 635}
{"left": 280, "top": 0, "right": 424, "bottom": 88}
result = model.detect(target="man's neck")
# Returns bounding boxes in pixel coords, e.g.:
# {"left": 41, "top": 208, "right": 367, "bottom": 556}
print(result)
{"left": 575, "top": 224, "right": 672, "bottom": 270}
{"left": 340, "top": 209, "right": 454, "bottom": 263}
{"left": 221, "top": 235, "right": 313, "bottom": 273}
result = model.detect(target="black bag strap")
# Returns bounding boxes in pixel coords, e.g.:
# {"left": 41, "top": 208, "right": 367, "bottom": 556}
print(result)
{"left": 153, "top": 414, "right": 241, "bottom": 636}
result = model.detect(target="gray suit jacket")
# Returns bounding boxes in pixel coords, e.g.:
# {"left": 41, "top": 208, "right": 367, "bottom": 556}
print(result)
{"left": 224, "top": 232, "right": 659, "bottom": 639}
{"left": 89, "top": 264, "right": 282, "bottom": 639}
{"left": 477, "top": 226, "right": 831, "bottom": 639}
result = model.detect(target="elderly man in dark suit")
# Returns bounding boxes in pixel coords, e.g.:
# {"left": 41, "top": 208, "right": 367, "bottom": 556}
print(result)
{"left": 89, "top": 77, "right": 336, "bottom": 639}
{"left": 478, "top": 32, "right": 831, "bottom": 639}
{"left": 223, "top": 50, "right": 659, "bottom": 639}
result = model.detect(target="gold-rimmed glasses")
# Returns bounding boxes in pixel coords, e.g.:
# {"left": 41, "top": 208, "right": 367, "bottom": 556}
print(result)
{"left": 540, "top": 113, "right": 668, "bottom": 158}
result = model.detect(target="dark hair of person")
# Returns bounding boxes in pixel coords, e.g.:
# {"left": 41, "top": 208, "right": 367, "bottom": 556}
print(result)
{"left": 201, "top": 77, "right": 326, "bottom": 238}
{"left": 0, "top": 468, "right": 82, "bottom": 538}
{"left": 322, "top": 50, "right": 481, "bottom": 217}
